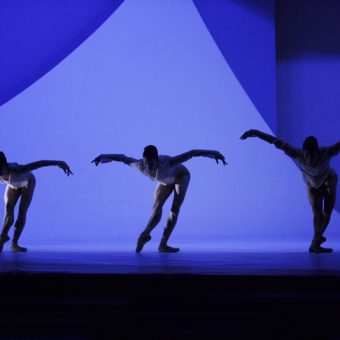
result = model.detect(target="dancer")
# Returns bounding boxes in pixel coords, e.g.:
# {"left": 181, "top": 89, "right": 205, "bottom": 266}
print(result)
{"left": 92, "top": 145, "right": 227, "bottom": 253}
{"left": 241, "top": 129, "right": 340, "bottom": 253}
{"left": 0, "top": 152, "right": 73, "bottom": 252}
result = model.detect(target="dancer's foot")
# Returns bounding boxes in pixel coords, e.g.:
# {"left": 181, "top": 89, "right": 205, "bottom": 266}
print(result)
{"left": 0, "top": 235, "right": 10, "bottom": 252}
{"left": 309, "top": 245, "right": 333, "bottom": 254}
{"left": 320, "top": 236, "right": 326, "bottom": 244}
{"left": 158, "top": 244, "right": 180, "bottom": 253}
{"left": 10, "top": 244, "right": 28, "bottom": 252}
{"left": 136, "top": 233, "right": 151, "bottom": 253}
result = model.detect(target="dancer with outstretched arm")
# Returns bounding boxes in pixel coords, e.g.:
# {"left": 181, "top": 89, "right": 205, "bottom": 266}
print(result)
{"left": 0, "top": 152, "right": 73, "bottom": 252}
{"left": 92, "top": 145, "right": 227, "bottom": 253}
{"left": 241, "top": 129, "right": 339, "bottom": 253}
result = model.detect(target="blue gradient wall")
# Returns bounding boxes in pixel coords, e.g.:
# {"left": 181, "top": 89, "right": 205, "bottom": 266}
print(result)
{"left": 276, "top": 0, "right": 340, "bottom": 212}
{"left": 0, "top": 0, "right": 124, "bottom": 106}
{"left": 193, "top": 0, "right": 277, "bottom": 133}
{"left": 1, "top": 0, "right": 339, "bottom": 250}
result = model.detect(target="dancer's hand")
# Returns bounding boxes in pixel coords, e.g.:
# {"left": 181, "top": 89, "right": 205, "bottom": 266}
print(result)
{"left": 58, "top": 161, "right": 73, "bottom": 176}
{"left": 91, "top": 155, "right": 104, "bottom": 166}
{"left": 92, "top": 154, "right": 127, "bottom": 165}
{"left": 240, "top": 130, "right": 257, "bottom": 140}
{"left": 92, "top": 154, "right": 115, "bottom": 166}
{"left": 213, "top": 151, "right": 227, "bottom": 166}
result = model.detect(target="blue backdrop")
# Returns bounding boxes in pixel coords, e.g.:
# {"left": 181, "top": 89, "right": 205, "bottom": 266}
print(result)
{"left": 276, "top": 0, "right": 340, "bottom": 212}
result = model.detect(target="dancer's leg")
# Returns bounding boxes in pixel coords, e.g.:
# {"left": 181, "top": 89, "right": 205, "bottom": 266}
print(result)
{"left": 159, "top": 172, "right": 190, "bottom": 253}
{"left": 11, "top": 175, "right": 36, "bottom": 252}
{"left": 307, "top": 184, "right": 332, "bottom": 253}
{"left": 323, "top": 173, "right": 337, "bottom": 233}
{"left": 136, "top": 183, "right": 174, "bottom": 252}
{"left": 0, "top": 186, "right": 21, "bottom": 252}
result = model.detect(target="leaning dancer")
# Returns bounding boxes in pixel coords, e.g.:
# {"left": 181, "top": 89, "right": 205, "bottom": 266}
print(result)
{"left": 0, "top": 152, "right": 73, "bottom": 252}
{"left": 241, "top": 129, "right": 340, "bottom": 253}
{"left": 92, "top": 145, "right": 227, "bottom": 253}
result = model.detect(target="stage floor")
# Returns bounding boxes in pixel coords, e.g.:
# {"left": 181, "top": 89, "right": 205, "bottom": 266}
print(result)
{"left": 2, "top": 248, "right": 340, "bottom": 338}
{"left": 1, "top": 248, "right": 340, "bottom": 276}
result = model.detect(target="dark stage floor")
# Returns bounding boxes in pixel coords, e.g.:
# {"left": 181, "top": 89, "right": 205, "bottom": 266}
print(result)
{"left": 1, "top": 249, "right": 340, "bottom": 275}
{"left": 1, "top": 250, "right": 340, "bottom": 339}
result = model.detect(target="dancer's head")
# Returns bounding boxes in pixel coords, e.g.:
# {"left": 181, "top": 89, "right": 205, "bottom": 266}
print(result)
{"left": 303, "top": 136, "right": 319, "bottom": 165}
{"left": 0, "top": 152, "right": 8, "bottom": 176}
{"left": 143, "top": 145, "right": 159, "bottom": 172}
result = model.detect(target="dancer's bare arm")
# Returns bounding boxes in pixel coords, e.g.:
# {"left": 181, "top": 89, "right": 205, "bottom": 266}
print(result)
{"left": 11, "top": 161, "right": 73, "bottom": 176}
{"left": 240, "top": 129, "right": 279, "bottom": 144}
{"left": 91, "top": 154, "right": 138, "bottom": 166}
{"left": 327, "top": 142, "right": 340, "bottom": 157}
{"left": 240, "top": 129, "right": 300, "bottom": 158}
{"left": 169, "top": 150, "right": 227, "bottom": 166}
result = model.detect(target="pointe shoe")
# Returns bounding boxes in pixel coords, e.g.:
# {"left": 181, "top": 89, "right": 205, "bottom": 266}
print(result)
{"left": 309, "top": 245, "right": 333, "bottom": 254}
{"left": 0, "top": 235, "right": 10, "bottom": 252}
{"left": 10, "top": 244, "right": 28, "bottom": 252}
{"left": 158, "top": 244, "right": 180, "bottom": 253}
{"left": 136, "top": 233, "right": 151, "bottom": 253}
